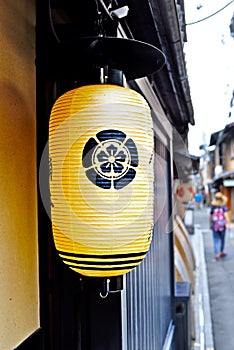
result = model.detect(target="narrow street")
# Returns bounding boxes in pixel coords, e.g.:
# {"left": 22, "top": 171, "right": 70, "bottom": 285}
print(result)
{"left": 193, "top": 207, "right": 234, "bottom": 350}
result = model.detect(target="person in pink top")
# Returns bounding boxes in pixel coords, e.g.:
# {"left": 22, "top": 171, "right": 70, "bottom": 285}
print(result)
{"left": 210, "top": 192, "right": 230, "bottom": 261}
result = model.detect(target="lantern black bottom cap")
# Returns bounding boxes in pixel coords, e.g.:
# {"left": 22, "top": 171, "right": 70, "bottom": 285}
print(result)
{"left": 45, "top": 36, "right": 166, "bottom": 80}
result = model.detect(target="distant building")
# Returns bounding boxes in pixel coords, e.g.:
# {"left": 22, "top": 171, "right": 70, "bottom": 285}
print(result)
{"left": 230, "top": 13, "right": 234, "bottom": 38}
{"left": 209, "top": 123, "right": 234, "bottom": 221}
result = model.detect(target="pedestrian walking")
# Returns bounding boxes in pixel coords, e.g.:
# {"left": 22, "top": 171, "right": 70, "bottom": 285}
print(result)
{"left": 201, "top": 188, "right": 207, "bottom": 207}
{"left": 210, "top": 192, "right": 230, "bottom": 261}
{"left": 194, "top": 192, "right": 202, "bottom": 209}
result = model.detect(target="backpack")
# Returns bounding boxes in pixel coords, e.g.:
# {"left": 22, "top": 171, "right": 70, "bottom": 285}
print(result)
{"left": 212, "top": 207, "right": 226, "bottom": 232}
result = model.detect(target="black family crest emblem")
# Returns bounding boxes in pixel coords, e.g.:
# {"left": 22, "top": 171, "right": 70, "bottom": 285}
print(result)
{"left": 82, "top": 129, "right": 139, "bottom": 190}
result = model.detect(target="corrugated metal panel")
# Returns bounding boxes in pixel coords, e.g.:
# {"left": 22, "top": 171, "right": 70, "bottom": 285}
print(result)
{"left": 125, "top": 137, "right": 175, "bottom": 349}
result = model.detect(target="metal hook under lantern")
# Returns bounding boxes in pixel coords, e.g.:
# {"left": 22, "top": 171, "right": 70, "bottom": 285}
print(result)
{"left": 49, "top": 36, "right": 165, "bottom": 278}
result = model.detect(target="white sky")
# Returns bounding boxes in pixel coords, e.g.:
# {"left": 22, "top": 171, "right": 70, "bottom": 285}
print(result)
{"left": 184, "top": 0, "right": 234, "bottom": 155}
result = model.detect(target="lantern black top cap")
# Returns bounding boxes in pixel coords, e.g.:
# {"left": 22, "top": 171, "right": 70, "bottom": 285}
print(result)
{"left": 58, "top": 36, "right": 166, "bottom": 80}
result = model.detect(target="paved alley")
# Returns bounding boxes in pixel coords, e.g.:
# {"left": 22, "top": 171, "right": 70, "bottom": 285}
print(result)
{"left": 193, "top": 207, "right": 234, "bottom": 350}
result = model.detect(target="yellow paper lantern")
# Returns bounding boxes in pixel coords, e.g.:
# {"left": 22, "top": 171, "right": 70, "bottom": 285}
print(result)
{"left": 49, "top": 84, "right": 154, "bottom": 277}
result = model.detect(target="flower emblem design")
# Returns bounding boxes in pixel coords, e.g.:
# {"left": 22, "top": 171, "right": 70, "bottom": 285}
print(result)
{"left": 95, "top": 144, "right": 128, "bottom": 176}
{"left": 82, "top": 129, "right": 138, "bottom": 190}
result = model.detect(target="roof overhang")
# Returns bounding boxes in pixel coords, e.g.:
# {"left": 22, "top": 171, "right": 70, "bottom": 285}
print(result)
{"left": 213, "top": 169, "right": 234, "bottom": 183}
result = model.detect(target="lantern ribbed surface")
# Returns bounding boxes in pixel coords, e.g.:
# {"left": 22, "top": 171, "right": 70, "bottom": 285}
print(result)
{"left": 49, "top": 84, "right": 154, "bottom": 277}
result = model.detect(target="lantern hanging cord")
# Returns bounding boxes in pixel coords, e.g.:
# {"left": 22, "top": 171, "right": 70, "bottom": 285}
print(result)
{"left": 96, "top": 0, "right": 114, "bottom": 20}
{"left": 95, "top": 0, "right": 106, "bottom": 36}
{"left": 185, "top": 0, "right": 234, "bottom": 26}
{"left": 95, "top": 0, "right": 115, "bottom": 36}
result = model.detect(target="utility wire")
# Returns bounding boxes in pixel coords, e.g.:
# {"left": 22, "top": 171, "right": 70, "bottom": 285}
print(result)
{"left": 185, "top": 0, "right": 234, "bottom": 26}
